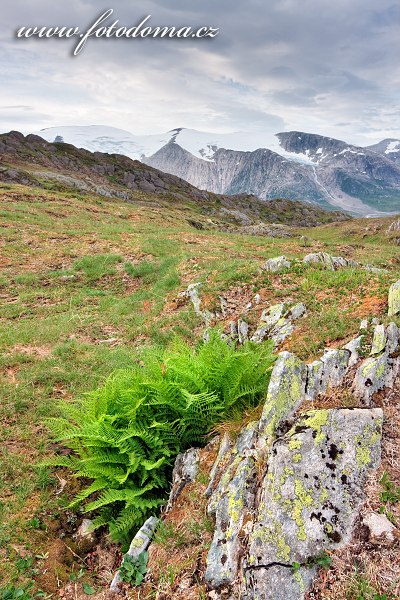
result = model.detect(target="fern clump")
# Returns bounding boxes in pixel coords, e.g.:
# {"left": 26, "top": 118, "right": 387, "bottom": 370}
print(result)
{"left": 45, "top": 331, "right": 275, "bottom": 540}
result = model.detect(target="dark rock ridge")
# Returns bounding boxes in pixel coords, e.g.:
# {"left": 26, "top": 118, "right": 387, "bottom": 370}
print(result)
{"left": 0, "top": 131, "right": 349, "bottom": 228}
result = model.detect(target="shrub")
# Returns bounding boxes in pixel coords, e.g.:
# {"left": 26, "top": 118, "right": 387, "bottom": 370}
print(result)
{"left": 45, "top": 331, "right": 275, "bottom": 540}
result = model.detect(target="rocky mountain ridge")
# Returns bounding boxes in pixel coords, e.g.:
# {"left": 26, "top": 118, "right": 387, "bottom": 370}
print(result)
{"left": 0, "top": 130, "right": 349, "bottom": 230}
{"left": 32, "top": 125, "right": 400, "bottom": 216}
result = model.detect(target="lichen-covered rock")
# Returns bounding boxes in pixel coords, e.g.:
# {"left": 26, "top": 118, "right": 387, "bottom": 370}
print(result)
{"left": 388, "top": 280, "right": 400, "bottom": 317}
{"left": 251, "top": 303, "right": 306, "bottom": 346}
{"left": 305, "top": 360, "right": 324, "bottom": 401}
{"left": 261, "top": 256, "right": 291, "bottom": 273}
{"left": 205, "top": 434, "right": 233, "bottom": 499}
{"left": 320, "top": 348, "right": 350, "bottom": 387}
{"left": 353, "top": 354, "right": 390, "bottom": 404}
{"left": 305, "top": 349, "right": 350, "bottom": 401}
{"left": 110, "top": 516, "right": 159, "bottom": 592}
{"left": 165, "top": 447, "right": 200, "bottom": 511}
{"left": 258, "top": 352, "right": 307, "bottom": 449}
{"left": 243, "top": 564, "right": 318, "bottom": 600}
{"left": 186, "top": 282, "right": 214, "bottom": 326}
{"left": 205, "top": 457, "right": 256, "bottom": 589}
{"left": 343, "top": 336, "right": 364, "bottom": 368}
{"left": 247, "top": 409, "right": 382, "bottom": 578}
{"left": 370, "top": 324, "right": 387, "bottom": 356}
{"left": 208, "top": 423, "right": 258, "bottom": 516}
{"left": 260, "top": 303, "right": 286, "bottom": 327}
{"left": 238, "top": 319, "right": 249, "bottom": 343}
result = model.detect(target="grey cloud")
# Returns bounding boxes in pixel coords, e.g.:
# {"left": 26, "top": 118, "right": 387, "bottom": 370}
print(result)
{"left": 0, "top": 0, "right": 399, "bottom": 143}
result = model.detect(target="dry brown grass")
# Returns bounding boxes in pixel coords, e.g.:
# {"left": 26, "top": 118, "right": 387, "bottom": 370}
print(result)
{"left": 134, "top": 443, "right": 218, "bottom": 600}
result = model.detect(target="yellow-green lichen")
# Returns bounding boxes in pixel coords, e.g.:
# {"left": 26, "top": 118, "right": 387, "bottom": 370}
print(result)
{"left": 355, "top": 422, "right": 381, "bottom": 468}
{"left": 293, "top": 569, "right": 305, "bottom": 593}
{"left": 288, "top": 439, "right": 303, "bottom": 451}
{"left": 293, "top": 453, "right": 302, "bottom": 463}
{"left": 292, "top": 480, "right": 314, "bottom": 541}
{"left": 302, "top": 410, "right": 329, "bottom": 444}
{"left": 254, "top": 520, "right": 291, "bottom": 562}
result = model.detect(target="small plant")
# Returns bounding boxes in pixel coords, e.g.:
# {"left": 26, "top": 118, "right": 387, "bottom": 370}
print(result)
{"left": 379, "top": 471, "right": 400, "bottom": 504}
{"left": 119, "top": 551, "right": 148, "bottom": 586}
{"left": 291, "top": 551, "right": 332, "bottom": 573}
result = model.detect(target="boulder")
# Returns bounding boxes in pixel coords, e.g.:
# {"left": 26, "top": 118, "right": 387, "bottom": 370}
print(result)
{"left": 258, "top": 352, "right": 307, "bottom": 448}
{"left": 388, "top": 280, "right": 400, "bottom": 317}
{"left": 246, "top": 408, "right": 382, "bottom": 598}
{"left": 343, "top": 336, "right": 364, "bottom": 368}
{"left": 363, "top": 512, "right": 397, "bottom": 546}
{"left": 261, "top": 256, "right": 291, "bottom": 273}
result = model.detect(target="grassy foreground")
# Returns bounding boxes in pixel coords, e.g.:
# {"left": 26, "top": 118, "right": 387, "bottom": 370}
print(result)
{"left": 0, "top": 183, "right": 399, "bottom": 595}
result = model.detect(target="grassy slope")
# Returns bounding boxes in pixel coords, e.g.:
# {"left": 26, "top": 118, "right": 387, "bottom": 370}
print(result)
{"left": 0, "top": 182, "right": 399, "bottom": 593}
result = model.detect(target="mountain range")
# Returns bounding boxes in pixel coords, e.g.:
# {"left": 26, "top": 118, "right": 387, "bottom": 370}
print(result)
{"left": 32, "top": 125, "right": 400, "bottom": 216}
{"left": 0, "top": 130, "right": 349, "bottom": 233}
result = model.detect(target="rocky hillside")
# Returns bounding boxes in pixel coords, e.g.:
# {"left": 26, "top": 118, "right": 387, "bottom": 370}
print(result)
{"left": 0, "top": 131, "right": 349, "bottom": 230}
{"left": 33, "top": 125, "right": 400, "bottom": 216}
{"left": 111, "top": 278, "right": 400, "bottom": 600}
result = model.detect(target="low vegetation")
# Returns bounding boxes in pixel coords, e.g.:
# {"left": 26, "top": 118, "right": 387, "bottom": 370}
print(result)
{"left": 44, "top": 332, "right": 275, "bottom": 540}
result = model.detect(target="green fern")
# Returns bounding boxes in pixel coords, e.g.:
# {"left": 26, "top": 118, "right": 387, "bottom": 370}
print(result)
{"left": 46, "top": 330, "right": 275, "bottom": 540}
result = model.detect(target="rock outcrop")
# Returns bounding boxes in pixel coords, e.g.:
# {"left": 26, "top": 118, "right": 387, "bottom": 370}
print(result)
{"left": 114, "top": 286, "right": 399, "bottom": 599}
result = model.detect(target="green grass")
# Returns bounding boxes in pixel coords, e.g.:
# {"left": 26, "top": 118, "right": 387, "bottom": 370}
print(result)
{"left": 0, "top": 183, "right": 399, "bottom": 592}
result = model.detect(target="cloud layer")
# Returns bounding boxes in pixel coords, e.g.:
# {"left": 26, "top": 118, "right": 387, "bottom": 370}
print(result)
{"left": 2, "top": 0, "right": 400, "bottom": 144}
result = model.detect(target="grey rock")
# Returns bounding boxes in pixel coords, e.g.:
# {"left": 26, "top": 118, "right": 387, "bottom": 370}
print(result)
{"left": 303, "top": 252, "right": 335, "bottom": 269}
{"left": 229, "top": 320, "right": 238, "bottom": 339}
{"left": 365, "top": 264, "right": 386, "bottom": 274}
{"left": 248, "top": 408, "right": 382, "bottom": 567}
{"left": 186, "top": 282, "right": 214, "bottom": 326}
{"left": 219, "top": 296, "right": 228, "bottom": 316}
{"left": 258, "top": 352, "right": 307, "bottom": 451}
{"left": 250, "top": 324, "right": 269, "bottom": 344}
{"left": 166, "top": 448, "right": 200, "bottom": 511}
{"left": 388, "top": 280, "right": 400, "bottom": 317}
{"left": 372, "top": 317, "right": 380, "bottom": 326}
{"left": 289, "top": 302, "right": 307, "bottom": 320}
{"left": 360, "top": 319, "right": 369, "bottom": 331}
{"left": 320, "top": 348, "right": 350, "bottom": 387}
{"left": 386, "top": 322, "right": 400, "bottom": 355}
{"left": 261, "top": 256, "right": 291, "bottom": 273}
{"left": 110, "top": 516, "right": 159, "bottom": 592}
{"left": 353, "top": 354, "right": 390, "bottom": 404}
{"left": 75, "top": 519, "right": 95, "bottom": 543}
{"left": 238, "top": 319, "right": 249, "bottom": 343}
{"left": 343, "top": 336, "right": 364, "bottom": 368}
{"left": 243, "top": 564, "right": 318, "bottom": 600}
{"left": 305, "top": 360, "right": 325, "bottom": 401}
{"left": 205, "top": 457, "right": 256, "bottom": 589}
{"left": 388, "top": 218, "right": 400, "bottom": 233}
{"left": 363, "top": 512, "right": 397, "bottom": 546}
{"left": 370, "top": 324, "right": 387, "bottom": 356}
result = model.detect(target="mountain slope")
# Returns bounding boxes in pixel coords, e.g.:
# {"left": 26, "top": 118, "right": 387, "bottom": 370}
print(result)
{"left": 0, "top": 130, "right": 349, "bottom": 229}
{"left": 33, "top": 125, "right": 400, "bottom": 216}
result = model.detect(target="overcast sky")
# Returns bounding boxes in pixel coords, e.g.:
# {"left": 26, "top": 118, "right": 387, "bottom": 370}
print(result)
{"left": 1, "top": 0, "right": 400, "bottom": 145}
